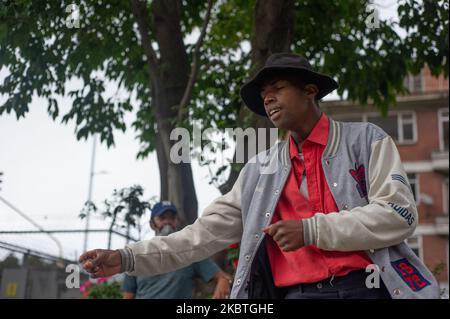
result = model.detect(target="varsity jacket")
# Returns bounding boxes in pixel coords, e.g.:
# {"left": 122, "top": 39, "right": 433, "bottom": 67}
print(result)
{"left": 120, "top": 118, "right": 440, "bottom": 299}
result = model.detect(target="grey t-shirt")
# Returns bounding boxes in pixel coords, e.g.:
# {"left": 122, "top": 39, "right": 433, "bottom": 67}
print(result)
{"left": 122, "top": 258, "right": 220, "bottom": 299}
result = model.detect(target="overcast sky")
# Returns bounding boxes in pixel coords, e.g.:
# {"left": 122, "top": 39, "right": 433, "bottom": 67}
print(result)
{"left": 0, "top": 2, "right": 400, "bottom": 262}
{"left": 0, "top": 88, "right": 226, "bottom": 261}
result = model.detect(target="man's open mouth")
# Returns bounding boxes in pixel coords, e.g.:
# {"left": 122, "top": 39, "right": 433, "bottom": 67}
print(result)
{"left": 268, "top": 107, "right": 281, "bottom": 117}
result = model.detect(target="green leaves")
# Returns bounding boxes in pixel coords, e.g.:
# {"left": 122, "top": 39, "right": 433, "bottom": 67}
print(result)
{"left": 0, "top": 0, "right": 143, "bottom": 147}
{"left": 399, "top": 0, "right": 449, "bottom": 77}
{"left": 0, "top": 0, "right": 447, "bottom": 166}
{"left": 86, "top": 281, "right": 122, "bottom": 299}
{"left": 80, "top": 185, "right": 152, "bottom": 232}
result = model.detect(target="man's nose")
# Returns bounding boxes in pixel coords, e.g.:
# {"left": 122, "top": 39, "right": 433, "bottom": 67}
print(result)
{"left": 263, "top": 94, "right": 275, "bottom": 107}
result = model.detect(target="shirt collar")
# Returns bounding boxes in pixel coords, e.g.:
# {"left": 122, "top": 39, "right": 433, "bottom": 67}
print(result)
{"left": 289, "top": 113, "right": 330, "bottom": 159}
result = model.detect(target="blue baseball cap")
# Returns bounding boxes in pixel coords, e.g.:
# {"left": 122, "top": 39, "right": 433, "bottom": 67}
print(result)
{"left": 151, "top": 201, "right": 178, "bottom": 219}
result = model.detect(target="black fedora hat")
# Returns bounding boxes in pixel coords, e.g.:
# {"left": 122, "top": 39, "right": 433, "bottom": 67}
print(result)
{"left": 240, "top": 53, "right": 339, "bottom": 117}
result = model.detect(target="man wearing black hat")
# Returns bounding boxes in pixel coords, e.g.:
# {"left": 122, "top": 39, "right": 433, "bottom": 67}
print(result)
{"left": 121, "top": 201, "right": 232, "bottom": 299}
{"left": 80, "top": 53, "right": 439, "bottom": 299}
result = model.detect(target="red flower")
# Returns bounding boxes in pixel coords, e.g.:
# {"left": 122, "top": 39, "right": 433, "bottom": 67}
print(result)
{"left": 229, "top": 243, "right": 239, "bottom": 249}
{"left": 96, "top": 277, "right": 110, "bottom": 284}
{"left": 80, "top": 280, "right": 93, "bottom": 297}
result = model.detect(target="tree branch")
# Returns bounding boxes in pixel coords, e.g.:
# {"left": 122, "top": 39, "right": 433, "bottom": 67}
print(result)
{"left": 177, "top": 0, "right": 214, "bottom": 124}
{"left": 130, "top": 0, "right": 160, "bottom": 88}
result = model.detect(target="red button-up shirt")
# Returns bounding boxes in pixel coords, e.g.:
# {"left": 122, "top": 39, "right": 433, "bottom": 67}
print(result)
{"left": 265, "top": 113, "right": 371, "bottom": 287}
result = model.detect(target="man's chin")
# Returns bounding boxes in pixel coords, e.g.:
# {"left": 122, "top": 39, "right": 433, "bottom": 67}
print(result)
{"left": 270, "top": 120, "right": 288, "bottom": 130}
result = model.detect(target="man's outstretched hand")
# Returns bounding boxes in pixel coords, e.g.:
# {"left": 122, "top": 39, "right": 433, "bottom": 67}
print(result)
{"left": 79, "top": 249, "right": 122, "bottom": 278}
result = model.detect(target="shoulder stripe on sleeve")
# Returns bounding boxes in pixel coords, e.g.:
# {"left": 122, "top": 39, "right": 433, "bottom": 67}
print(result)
{"left": 391, "top": 174, "right": 408, "bottom": 186}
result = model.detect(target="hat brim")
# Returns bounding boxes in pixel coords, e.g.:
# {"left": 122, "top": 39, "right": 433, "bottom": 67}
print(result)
{"left": 240, "top": 67, "right": 339, "bottom": 117}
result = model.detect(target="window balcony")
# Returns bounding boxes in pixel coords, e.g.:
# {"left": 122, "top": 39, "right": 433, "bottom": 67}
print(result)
{"left": 431, "top": 150, "right": 449, "bottom": 173}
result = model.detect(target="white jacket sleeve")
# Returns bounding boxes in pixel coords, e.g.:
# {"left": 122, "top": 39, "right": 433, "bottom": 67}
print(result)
{"left": 122, "top": 169, "right": 244, "bottom": 277}
{"left": 302, "top": 136, "right": 418, "bottom": 251}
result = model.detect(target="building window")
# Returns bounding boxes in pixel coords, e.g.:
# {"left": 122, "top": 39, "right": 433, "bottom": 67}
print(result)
{"left": 367, "top": 112, "right": 417, "bottom": 144}
{"left": 333, "top": 112, "right": 417, "bottom": 144}
{"left": 406, "top": 236, "right": 423, "bottom": 260}
{"left": 367, "top": 114, "right": 399, "bottom": 141}
{"left": 407, "top": 173, "right": 419, "bottom": 203}
{"left": 404, "top": 72, "right": 423, "bottom": 93}
{"left": 438, "top": 108, "right": 449, "bottom": 151}
{"left": 399, "top": 112, "right": 415, "bottom": 142}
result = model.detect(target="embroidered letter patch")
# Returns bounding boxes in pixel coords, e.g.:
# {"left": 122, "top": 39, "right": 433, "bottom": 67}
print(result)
{"left": 391, "top": 258, "right": 431, "bottom": 291}
{"left": 349, "top": 164, "right": 368, "bottom": 199}
{"left": 388, "top": 202, "right": 415, "bottom": 226}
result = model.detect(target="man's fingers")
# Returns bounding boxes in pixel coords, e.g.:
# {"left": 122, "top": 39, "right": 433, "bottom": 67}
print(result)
{"left": 90, "top": 272, "right": 100, "bottom": 279}
{"left": 263, "top": 222, "right": 280, "bottom": 237}
{"left": 82, "top": 260, "right": 100, "bottom": 274}
{"left": 82, "top": 260, "right": 94, "bottom": 271}
{"left": 279, "top": 241, "right": 292, "bottom": 252}
{"left": 79, "top": 250, "right": 98, "bottom": 263}
{"left": 273, "top": 230, "right": 285, "bottom": 242}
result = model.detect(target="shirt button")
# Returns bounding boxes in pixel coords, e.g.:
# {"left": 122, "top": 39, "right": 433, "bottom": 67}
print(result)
{"left": 332, "top": 182, "right": 338, "bottom": 187}
{"left": 317, "top": 283, "right": 323, "bottom": 289}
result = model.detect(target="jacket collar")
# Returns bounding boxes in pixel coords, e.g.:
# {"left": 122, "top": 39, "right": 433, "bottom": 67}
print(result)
{"left": 323, "top": 117, "right": 342, "bottom": 159}
{"left": 288, "top": 113, "right": 329, "bottom": 159}
{"left": 279, "top": 116, "right": 341, "bottom": 166}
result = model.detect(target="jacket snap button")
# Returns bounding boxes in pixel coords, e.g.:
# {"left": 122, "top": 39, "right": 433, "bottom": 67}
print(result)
{"left": 333, "top": 182, "right": 338, "bottom": 187}
{"left": 245, "top": 255, "right": 250, "bottom": 261}
{"left": 343, "top": 204, "right": 349, "bottom": 209}
{"left": 255, "top": 234, "right": 260, "bottom": 240}
{"left": 274, "top": 189, "right": 279, "bottom": 195}
{"left": 317, "top": 283, "right": 323, "bottom": 289}
{"left": 236, "top": 279, "right": 241, "bottom": 285}
{"left": 369, "top": 249, "right": 375, "bottom": 253}
{"left": 265, "top": 213, "right": 270, "bottom": 218}
{"left": 393, "top": 288, "right": 401, "bottom": 295}
{"left": 326, "top": 160, "right": 330, "bottom": 165}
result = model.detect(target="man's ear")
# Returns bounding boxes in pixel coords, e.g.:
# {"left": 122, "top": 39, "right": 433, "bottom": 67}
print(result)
{"left": 149, "top": 220, "right": 157, "bottom": 231}
{"left": 304, "top": 84, "right": 319, "bottom": 100}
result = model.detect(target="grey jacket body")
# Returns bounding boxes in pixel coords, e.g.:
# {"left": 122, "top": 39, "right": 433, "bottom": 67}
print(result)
{"left": 121, "top": 118, "right": 440, "bottom": 299}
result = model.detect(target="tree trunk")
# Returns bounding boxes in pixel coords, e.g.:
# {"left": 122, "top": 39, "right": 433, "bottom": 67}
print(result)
{"left": 150, "top": 0, "right": 198, "bottom": 228}
{"left": 131, "top": 0, "right": 198, "bottom": 228}
{"left": 219, "top": 0, "right": 295, "bottom": 195}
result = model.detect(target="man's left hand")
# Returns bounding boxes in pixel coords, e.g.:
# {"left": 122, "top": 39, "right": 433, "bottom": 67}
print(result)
{"left": 263, "top": 220, "right": 305, "bottom": 252}
{"left": 212, "top": 271, "right": 232, "bottom": 299}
